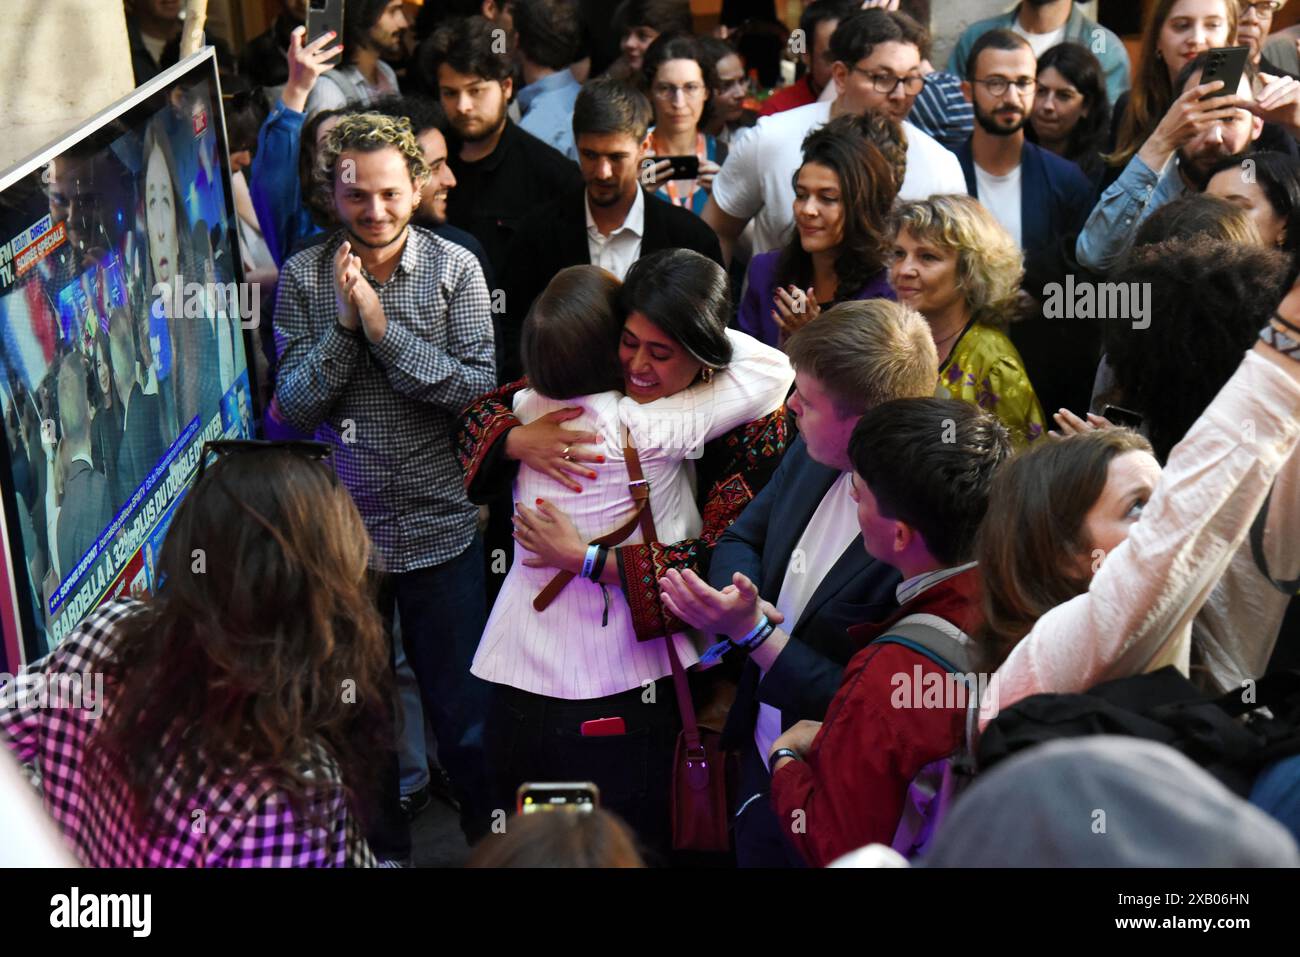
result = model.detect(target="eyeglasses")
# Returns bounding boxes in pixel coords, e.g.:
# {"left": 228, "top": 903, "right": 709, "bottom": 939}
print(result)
{"left": 652, "top": 82, "right": 707, "bottom": 101}
{"left": 972, "top": 76, "right": 1037, "bottom": 97}
{"left": 1240, "top": 1, "right": 1282, "bottom": 19}
{"left": 195, "top": 439, "right": 335, "bottom": 484}
{"left": 851, "top": 68, "right": 926, "bottom": 95}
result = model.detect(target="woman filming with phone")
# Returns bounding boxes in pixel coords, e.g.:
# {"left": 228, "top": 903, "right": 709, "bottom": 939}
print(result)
{"left": 640, "top": 33, "right": 727, "bottom": 217}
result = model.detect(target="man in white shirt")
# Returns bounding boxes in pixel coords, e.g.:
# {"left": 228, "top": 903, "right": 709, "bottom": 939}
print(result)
{"left": 704, "top": 8, "right": 965, "bottom": 265}
{"left": 955, "top": 30, "right": 1093, "bottom": 260}
{"left": 500, "top": 78, "right": 721, "bottom": 381}
{"left": 695, "top": 300, "right": 939, "bottom": 867}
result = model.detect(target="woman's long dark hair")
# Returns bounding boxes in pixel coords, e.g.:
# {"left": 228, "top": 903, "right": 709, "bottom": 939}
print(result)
{"left": 91, "top": 449, "right": 391, "bottom": 833}
{"left": 1029, "top": 42, "right": 1111, "bottom": 183}
{"left": 775, "top": 113, "right": 898, "bottom": 302}
{"left": 1207, "top": 150, "right": 1300, "bottom": 284}
{"left": 619, "top": 248, "right": 733, "bottom": 368}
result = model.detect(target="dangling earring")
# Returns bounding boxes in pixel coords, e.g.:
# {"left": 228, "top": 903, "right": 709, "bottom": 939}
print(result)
{"left": 701, "top": 367, "right": 715, "bottom": 383}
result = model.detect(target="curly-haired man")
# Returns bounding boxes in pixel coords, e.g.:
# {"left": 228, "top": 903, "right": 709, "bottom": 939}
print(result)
{"left": 273, "top": 111, "right": 495, "bottom": 862}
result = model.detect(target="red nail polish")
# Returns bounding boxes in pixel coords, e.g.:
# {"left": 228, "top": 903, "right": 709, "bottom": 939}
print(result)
{"left": 535, "top": 498, "right": 544, "bottom": 504}
{"left": 596, "top": 455, "right": 606, "bottom": 463}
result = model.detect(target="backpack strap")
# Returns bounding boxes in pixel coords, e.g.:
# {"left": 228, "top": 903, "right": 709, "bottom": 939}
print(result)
{"left": 871, "top": 616, "right": 974, "bottom": 677}
{"left": 872, "top": 615, "right": 981, "bottom": 771}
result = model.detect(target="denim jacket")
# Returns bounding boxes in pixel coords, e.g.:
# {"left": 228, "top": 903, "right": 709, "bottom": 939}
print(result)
{"left": 1074, "top": 153, "right": 1189, "bottom": 274}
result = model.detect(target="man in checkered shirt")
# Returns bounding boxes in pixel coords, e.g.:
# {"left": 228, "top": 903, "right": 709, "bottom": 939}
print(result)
{"left": 274, "top": 112, "right": 495, "bottom": 857}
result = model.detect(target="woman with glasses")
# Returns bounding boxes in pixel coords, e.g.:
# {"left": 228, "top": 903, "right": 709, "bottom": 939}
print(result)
{"left": 698, "top": 35, "right": 757, "bottom": 146}
{"left": 1028, "top": 42, "right": 1113, "bottom": 191}
{"left": 641, "top": 33, "right": 728, "bottom": 217}
{"left": 0, "top": 441, "right": 389, "bottom": 865}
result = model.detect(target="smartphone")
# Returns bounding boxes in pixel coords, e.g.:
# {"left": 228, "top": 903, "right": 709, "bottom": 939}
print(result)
{"left": 661, "top": 155, "right": 700, "bottom": 180}
{"left": 517, "top": 782, "right": 600, "bottom": 814}
{"left": 1102, "top": 404, "right": 1144, "bottom": 430}
{"left": 1199, "top": 46, "right": 1250, "bottom": 100}
{"left": 306, "top": 0, "right": 345, "bottom": 67}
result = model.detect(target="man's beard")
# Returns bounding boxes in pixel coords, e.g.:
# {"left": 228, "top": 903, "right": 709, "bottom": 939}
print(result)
{"left": 455, "top": 103, "right": 509, "bottom": 144}
{"left": 345, "top": 208, "right": 413, "bottom": 251}
{"left": 587, "top": 180, "right": 632, "bottom": 207}
{"left": 974, "top": 101, "right": 1028, "bottom": 137}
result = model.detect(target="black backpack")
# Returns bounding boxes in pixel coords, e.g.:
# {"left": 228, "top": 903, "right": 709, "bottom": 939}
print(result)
{"left": 978, "top": 666, "right": 1300, "bottom": 796}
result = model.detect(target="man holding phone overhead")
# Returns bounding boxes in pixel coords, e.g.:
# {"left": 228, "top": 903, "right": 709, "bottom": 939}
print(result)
{"left": 1077, "top": 49, "right": 1266, "bottom": 273}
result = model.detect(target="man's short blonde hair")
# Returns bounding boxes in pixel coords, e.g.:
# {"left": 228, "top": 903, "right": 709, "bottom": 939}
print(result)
{"left": 785, "top": 299, "right": 938, "bottom": 418}
{"left": 315, "top": 112, "right": 431, "bottom": 199}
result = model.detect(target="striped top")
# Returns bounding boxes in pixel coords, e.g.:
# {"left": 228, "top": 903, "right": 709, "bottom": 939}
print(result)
{"left": 473, "top": 330, "right": 793, "bottom": 699}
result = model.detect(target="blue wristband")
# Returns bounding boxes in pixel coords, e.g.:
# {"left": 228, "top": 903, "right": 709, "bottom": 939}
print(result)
{"left": 737, "top": 614, "right": 770, "bottom": 646}
{"left": 580, "top": 544, "right": 600, "bottom": 579}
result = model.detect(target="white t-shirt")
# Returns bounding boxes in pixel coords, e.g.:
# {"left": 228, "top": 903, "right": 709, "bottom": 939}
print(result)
{"left": 755, "top": 471, "right": 861, "bottom": 765}
{"left": 1011, "top": 21, "right": 1069, "bottom": 61}
{"left": 711, "top": 100, "right": 967, "bottom": 257}
{"left": 974, "top": 162, "right": 1023, "bottom": 250}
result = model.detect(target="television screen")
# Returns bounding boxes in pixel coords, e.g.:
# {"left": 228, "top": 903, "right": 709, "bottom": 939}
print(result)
{"left": 0, "top": 49, "right": 255, "bottom": 669}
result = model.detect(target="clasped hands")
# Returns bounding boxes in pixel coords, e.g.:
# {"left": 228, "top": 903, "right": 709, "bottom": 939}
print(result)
{"left": 334, "top": 240, "right": 387, "bottom": 342}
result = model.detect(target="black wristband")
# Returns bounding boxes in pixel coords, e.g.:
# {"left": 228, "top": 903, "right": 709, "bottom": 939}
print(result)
{"left": 590, "top": 545, "right": 610, "bottom": 581}
{"left": 769, "top": 747, "right": 801, "bottom": 775}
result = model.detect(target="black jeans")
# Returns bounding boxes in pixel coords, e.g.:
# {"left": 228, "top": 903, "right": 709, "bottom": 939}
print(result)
{"left": 484, "top": 677, "right": 680, "bottom": 862}
{"left": 733, "top": 738, "right": 806, "bottom": 868}
{"left": 369, "top": 535, "right": 492, "bottom": 856}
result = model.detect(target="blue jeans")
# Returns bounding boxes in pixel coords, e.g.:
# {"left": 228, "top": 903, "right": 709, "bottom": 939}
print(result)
{"left": 380, "top": 534, "right": 490, "bottom": 840}
{"left": 393, "top": 634, "right": 432, "bottom": 797}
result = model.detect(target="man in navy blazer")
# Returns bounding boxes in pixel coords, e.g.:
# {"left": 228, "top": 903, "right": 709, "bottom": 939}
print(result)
{"left": 702, "top": 301, "right": 939, "bottom": 867}
{"left": 956, "top": 29, "right": 1094, "bottom": 285}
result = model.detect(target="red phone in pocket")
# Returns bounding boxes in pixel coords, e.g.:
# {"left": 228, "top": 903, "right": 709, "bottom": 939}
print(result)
{"left": 580, "top": 716, "right": 627, "bottom": 736}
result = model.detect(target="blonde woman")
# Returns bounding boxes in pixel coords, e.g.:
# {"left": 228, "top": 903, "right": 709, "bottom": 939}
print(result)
{"left": 890, "top": 195, "right": 1046, "bottom": 449}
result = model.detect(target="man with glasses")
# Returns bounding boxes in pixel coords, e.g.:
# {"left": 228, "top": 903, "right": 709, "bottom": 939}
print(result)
{"left": 704, "top": 8, "right": 964, "bottom": 265}
{"left": 957, "top": 30, "right": 1093, "bottom": 272}
{"left": 1250, "top": 2, "right": 1300, "bottom": 78}
{"left": 949, "top": 0, "right": 1130, "bottom": 105}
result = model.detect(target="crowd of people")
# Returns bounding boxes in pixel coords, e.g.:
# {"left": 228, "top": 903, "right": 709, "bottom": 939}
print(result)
{"left": 4, "top": 0, "right": 1300, "bottom": 869}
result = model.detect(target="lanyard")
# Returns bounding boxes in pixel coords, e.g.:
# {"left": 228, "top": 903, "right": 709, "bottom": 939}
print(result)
{"left": 652, "top": 131, "right": 705, "bottom": 209}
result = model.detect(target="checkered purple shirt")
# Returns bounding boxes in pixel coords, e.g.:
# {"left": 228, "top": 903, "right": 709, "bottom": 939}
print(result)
{"left": 0, "top": 600, "right": 374, "bottom": 867}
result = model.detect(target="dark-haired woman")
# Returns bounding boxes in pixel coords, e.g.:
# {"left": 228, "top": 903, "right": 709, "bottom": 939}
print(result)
{"left": 467, "top": 254, "right": 791, "bottom": 857}
{"left": 0, "top": 446, "right": 390, "bottom": 865}
{"left": 737, "top": 113, "right": 898, "bottom": 348}
{"left": 1029, "top": 42, "right": 1112, "bottom": 191}
{"left": 642, "top": 33, "right": 727, "bottom": 217}
{"left": 979, "top": 279, "right": 1300, "bottom": 723}
{"left": 1206, "top": 150, "right": 1300, "bottom": 282}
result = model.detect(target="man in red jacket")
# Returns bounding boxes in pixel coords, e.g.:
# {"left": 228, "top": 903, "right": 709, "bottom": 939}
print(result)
{"left": 661, "top": 397, "right": 1011, "bottom": 866}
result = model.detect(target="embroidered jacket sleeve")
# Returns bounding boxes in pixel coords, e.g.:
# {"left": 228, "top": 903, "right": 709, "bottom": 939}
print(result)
{"left": 618, "top": 406, "right": 788, "bottom": 641}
